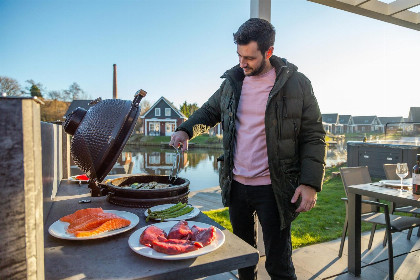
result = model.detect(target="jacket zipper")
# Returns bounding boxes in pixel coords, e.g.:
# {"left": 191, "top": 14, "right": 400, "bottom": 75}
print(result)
{"left": 293, "top": 120, "right": 298, "bottom": 155}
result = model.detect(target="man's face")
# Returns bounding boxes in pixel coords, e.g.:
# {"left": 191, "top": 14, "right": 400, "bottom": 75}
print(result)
{"left": 237, "top": 41, "right": 266, "bottom": 76}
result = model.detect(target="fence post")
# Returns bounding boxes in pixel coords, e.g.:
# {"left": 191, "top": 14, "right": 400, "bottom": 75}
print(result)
{"left": 0, "top": 97, "right": 45, "bottom": 280}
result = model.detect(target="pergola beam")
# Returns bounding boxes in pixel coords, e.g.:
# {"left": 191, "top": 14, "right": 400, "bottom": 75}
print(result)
{"left": 308, "top": 0, "right": 420, "bottom": 31}
{"left": 388, "top": 0, "right": 420, "bottom": 15}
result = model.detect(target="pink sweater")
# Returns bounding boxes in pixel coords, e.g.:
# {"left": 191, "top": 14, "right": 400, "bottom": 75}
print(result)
{"left": 233, "top": 67, "right": 276, "bottom": 186}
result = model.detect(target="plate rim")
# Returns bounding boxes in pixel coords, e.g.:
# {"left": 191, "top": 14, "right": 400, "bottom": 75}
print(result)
{"left": 48, "top": 209, "right": 139, "bottom": 240}
{"left": 128, "top": 221, "right": 225, "bottom": 260}
{"left": 144, "top": 203, "right": 200, "bottom": 221}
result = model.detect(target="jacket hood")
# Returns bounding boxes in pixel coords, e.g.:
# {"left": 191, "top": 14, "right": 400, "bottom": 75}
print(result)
{"left": 221, "top": 55, "right": 298, "bottom": 81}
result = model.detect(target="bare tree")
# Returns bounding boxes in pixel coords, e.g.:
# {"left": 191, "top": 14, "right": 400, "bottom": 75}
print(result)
{"left": 0, "top": 76, "right": 22, "bottom": 96}
{"left": 48, "top": 90, "right": 64, "bottom": 100}
{"left": 63, "top": 82, "right": 90, "bottom": 100}
{"left": 140, "top": 99, "right": 152, "bottom": 115}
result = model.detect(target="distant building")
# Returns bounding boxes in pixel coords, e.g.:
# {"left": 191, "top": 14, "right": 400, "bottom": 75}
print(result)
{"left": 408, "top": 107, "right": 420, "bottom": 134}
{"left": 141, "top": 96, "right": 187, "bottom": 136}
{"left": 338, "top": 115, "right": 354, "bottom": 133}
{"left": 322, "top": 113, "right": 342, "bottom": 134}
{"left": 378, "top": 116, "right": 404, "bottom": 132}
{"left": 351, "top": 116, "right": 381, "bottom": 133}
{"left": 63, "top": 100, "right": 93, "bottom": 118}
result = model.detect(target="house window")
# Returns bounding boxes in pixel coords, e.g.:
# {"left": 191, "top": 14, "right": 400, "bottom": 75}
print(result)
{"left": 166, "top": 123, "right": 175, "bottom": 133}
{"left": 149, "top": 122, "right": 159, "bottom": 136}
{"left": 165, "top": 108, "right": 171, "bottom": 116}
{"left": 149, "top": 152, "right": 160, "bottom": 164}
{"left": 155, "top": 108, "right": 161, "bottom": 116}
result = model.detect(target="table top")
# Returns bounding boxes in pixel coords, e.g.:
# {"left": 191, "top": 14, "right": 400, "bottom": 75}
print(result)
{"left": 347, "top": 183, "right": 420, "bottom": 207}
{"left": 44, "top": 180, "right": 259, "bottom": 280}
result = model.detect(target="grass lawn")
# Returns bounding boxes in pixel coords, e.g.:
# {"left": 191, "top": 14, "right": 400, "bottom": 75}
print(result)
{"left": 203, "top": 164, "right": 374, "bottom": 249}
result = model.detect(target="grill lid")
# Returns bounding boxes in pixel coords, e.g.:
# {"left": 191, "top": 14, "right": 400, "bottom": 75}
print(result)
{"left": 64, "top": 90, "right": 147, "bottom": 195}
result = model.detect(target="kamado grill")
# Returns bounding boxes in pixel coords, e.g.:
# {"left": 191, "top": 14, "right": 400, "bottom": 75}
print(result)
{"left": 63, "top": 90, "right": 190, "bottom": 207}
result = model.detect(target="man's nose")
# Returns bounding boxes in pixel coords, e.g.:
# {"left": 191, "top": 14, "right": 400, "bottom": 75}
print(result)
{"left": 239, "top": 58, "right": 247, "bottom": 68}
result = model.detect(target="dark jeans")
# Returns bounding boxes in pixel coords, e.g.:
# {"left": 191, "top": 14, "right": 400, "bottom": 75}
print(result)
{"left": 229, "top": 180, "right": 297, "bottom": 280}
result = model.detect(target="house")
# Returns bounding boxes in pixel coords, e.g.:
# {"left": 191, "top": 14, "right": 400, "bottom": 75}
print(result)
{"left": 378, "top": 116, "right": 404, "bottom": 133}
{"left": 408, "top": 107, "right": 420, "bottom": 134}
{"left": 351, "top": 116, "right": 381, "bottom": 133}
{"left": 322, "top": 113, "right": 343, "bottom": 134}
{"left": 338, "top": 115, "right": 354, "bottom": 133}
{"left": 63, "top": 100, "right": 93, "bottom": 118}
{"left": 141, "top": 96, "right": 187, "bottom": 136}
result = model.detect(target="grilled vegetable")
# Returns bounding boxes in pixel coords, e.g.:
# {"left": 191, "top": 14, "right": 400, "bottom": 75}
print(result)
{"left": 146, "top": 203, "right": 193, "bottom": 222}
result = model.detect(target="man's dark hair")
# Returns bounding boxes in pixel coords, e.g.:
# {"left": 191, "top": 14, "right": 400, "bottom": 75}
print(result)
{"left": 233, "top": 18, "right": 275, "bottom": 55}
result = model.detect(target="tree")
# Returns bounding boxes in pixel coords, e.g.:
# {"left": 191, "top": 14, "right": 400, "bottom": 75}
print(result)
{"left": 63, "top": 82, "right": 90, "bottom": 101}
{"left": 30, "top": 85, "right": 43, "bottom": 97}
{"left": 0, "top": 76, "right": 23, "bottom": 96}
{"left": 180, "top": 101, "right": 199, "bottom": 118}
{"left": 140, "top": 99, "right": 151, "bottom": 115}
{"left": 48, "top": 90, "right": 64, "bottom": 100}
{"left": 25, "top": 79, "right": 44, "bottom": 97}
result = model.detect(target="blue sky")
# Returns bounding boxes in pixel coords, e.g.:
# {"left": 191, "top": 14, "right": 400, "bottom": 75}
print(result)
{"left": 1, "top": 0, "right": 419, "bottom": 117}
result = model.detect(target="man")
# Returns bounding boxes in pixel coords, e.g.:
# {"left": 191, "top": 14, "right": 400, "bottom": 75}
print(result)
{"left": 169, "top": 18, "right": 326, "bottom": 280}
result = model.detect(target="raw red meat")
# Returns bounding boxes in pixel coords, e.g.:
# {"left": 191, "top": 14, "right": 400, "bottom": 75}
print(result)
{"left": 191, "top": 225, "right": 217, "bottom": 246}
{"left": 140, "top": 225, "right": 167, "bottom": 247}
{"left": 167, "top": 220, "right": 192, "bottom": 240}
{"left": 152, "top": 239, "right": 202, "bottom": 255}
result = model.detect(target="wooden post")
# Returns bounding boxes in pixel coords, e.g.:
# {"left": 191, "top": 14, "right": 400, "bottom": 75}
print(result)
{"left": 0, "top": 97, "right": 45, "bottom": 280}
{"left": 250, "top": 0, "right": 271, "bottom": 22}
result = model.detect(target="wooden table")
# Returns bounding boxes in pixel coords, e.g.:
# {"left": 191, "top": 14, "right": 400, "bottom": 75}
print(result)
{"left": 44, "top": 180, "right": 259, "bottom": 280}
{"left": 346, "top": 183, "right": 420, "bottom": 277}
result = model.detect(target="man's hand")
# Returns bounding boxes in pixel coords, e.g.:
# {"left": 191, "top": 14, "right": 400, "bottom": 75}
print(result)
{"left": 291, "top": 184, "right": 317, "bottom": 212}
{"left": 169, "top": 131, "right": 189, "bottom": 152}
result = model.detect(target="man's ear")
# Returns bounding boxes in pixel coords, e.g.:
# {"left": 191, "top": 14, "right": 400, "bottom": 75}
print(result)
{"left": 266, "top": 47, "right": 274, "bottom": 59}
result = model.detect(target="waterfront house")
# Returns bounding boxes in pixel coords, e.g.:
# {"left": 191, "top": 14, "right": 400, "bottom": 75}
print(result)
{"left": 338, "top": 115, "right": 354, "bottom": 133}
{"left": 351, "top": 116, "right": 381, "bottom": 133}
{"left": 322, "top": 113, "right": 342, "bottom": 134}
{"left": 141, "top": 96, "right": 187, "bottom": 136}
{"left": 378, "top": 116, "right": 404, "bottom": 133}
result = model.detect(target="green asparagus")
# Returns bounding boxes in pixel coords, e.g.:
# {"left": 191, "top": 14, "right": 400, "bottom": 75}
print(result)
{"left": 146, "top": 203, "right": 193, "bottom": 222}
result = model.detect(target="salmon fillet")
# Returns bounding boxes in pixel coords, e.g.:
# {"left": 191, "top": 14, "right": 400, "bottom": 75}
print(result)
{"left": 74, "top": 218, "right": 131, "bottom": 237}
{"left": 67, "top": 213, "right": 120, "bottom": 234}
{"left": 60, "top": 208, "right": 103, "bottom": 223}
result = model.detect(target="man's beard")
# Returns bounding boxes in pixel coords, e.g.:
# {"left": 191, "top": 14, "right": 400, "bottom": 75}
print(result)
{"left": 245, "top": 59, "right": 266, "bottom": 76}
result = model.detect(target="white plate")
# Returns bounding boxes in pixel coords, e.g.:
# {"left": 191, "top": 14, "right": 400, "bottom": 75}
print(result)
{"left": 48, "top": 210, "right": 139, "bottom": 240}
{"left": 68, "top": 175, "right": 89, "bottom": 183}
{"left": 144, "top": 204, "right": 200, "bottom": 221}
{"left": 379, "top": 179, "right": 412, "bottom": 187}
{"left": 128, "top": 221, "right": 225, "bottom": 260}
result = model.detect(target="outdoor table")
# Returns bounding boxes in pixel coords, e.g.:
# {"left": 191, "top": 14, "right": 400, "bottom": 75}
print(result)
{"left": 346, "top": 183, "right": 420, "bottom": 277}
{"left": 44, "top": 179, "right": 259, "bottom": 280}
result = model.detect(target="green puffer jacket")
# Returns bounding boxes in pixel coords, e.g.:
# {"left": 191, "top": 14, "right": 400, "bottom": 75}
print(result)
{"left": 177, "top": 55, "right": 326, "bottom": 229}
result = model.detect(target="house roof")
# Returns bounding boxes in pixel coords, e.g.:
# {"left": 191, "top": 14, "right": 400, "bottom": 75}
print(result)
{"left": 378, "top": 116, "right": 404, "bottom": 125}
{"left": 338, "top": 115, "right": 351, "bottom": 124}
{"left": 409, "top": 107, "right": 420, "bottom": 122}
{"left": 352, "top": 116, "right": 377, "bottom": 125}
{"left": 308, "top": 0, "right": 420, "bottom": 31}
{"left": 64, "top": 100, "right": 93, "bottom": 118}
{"left": 322, "top": 113, "right": 339, "bottom": 124}
{"left": 141, "top": 96, "right": 187, "bottom": 119}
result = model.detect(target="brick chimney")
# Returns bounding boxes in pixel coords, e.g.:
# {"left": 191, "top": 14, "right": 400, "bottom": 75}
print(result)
{"left": 113, "top": 64, "right": 118, "bottom": 99}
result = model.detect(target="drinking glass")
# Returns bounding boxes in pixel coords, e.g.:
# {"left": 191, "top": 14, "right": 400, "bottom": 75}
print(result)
{"left": 396, "top": 163, "right": 409, "bottom": 192}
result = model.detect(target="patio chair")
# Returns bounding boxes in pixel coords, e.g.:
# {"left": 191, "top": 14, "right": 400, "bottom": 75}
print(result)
{"left": 383, "top": 164, "right": 420, "bottom": 237}
{"left": 338, "top": 166, "right": 420, "bottom": 257}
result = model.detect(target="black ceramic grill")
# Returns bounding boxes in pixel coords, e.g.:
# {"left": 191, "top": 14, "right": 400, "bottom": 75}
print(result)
{"left": 64, "top": 90, "right": 146, "bottom": 196}
{"left": 63, "top": 89, "right": 190, "bottom": 207}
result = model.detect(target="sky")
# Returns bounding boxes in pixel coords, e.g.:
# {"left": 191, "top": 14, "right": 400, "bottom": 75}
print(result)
{"left": 1, "top": 0, "right": 419, "bottom": 117}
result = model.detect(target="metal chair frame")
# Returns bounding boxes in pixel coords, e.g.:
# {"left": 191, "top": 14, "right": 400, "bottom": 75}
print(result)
{"left": 339, "top": 166, "right": 420, "bottom": 280}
